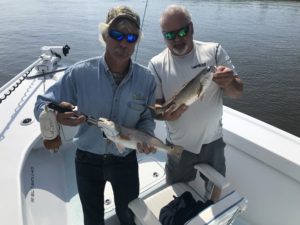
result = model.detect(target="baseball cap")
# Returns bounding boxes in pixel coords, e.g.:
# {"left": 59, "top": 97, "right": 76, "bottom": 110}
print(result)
{"left": 106, "top": 6, "right": 140, "bottom": 29}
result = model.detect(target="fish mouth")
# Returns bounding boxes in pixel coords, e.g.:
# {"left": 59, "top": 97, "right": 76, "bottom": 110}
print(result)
{"left": 97, "top": 117, "right": 112, "bottom": 129}
{"left": 207, "top": 66, "right": 217, "bottom": 73}
{"left": 97, "top": 117, "right": 120, "bottom": 137}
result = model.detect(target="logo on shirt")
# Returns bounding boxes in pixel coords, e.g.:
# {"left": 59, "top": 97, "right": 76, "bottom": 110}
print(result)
{"left": 132, "top": 93, "right": 145, "bottom": 100}
{"left": 191, "top": 62, "right": 206, "bottom": 69}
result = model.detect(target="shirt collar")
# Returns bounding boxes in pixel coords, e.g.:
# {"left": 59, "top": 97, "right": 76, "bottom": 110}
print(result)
{"left": 100, "top": 55, "right": 134, "bottom": 77}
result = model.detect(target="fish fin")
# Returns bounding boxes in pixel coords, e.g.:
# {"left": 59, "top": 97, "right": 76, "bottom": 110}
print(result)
{"left": 196, "top": 85, "right": 205, "bottom": 100}
{"left": 154, "top": 103, "right": 163, "bottom": 109}
{"left": 119, "top": 133, "right": 131, "bottom": 141}
{"left": 197, "top": 83, "right": 203, "bottom": 98}
{"left": 197, "top": 85, "right": 203, "bottom": 97}
{"left": 115, "top": 143, "right": 126, "bottom": 153}
{"left": 114, "top": 134, "right": 130, "bottom": 153}
{"left": 146, "top": 104, "right": 165, "bottom": 117}
{"left": 181, "top": 81, "right": 190, "bottom": 89}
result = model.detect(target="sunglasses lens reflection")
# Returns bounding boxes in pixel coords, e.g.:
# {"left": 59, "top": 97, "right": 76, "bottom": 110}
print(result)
{"left": 109, "top": 30, "right": 138, "bottom": 43}
{"left": 109, "top": 30, "right": 123, "bottom": 41}
{"left": 165, "top": 32, "right": 176, "bottom": 40}
{"left": 127, "top": 34, "right": 138, "bottom": 43}
{"left": 178, "top": 28, "right": 188, "bottom": 37}
{"left": 164, "top": 25, "right": 189, "bottom": 40}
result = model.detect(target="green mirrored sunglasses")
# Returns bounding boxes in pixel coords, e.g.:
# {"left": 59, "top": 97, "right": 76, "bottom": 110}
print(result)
{"left": 163, "top": 24, "right": 190, "bottom": 40}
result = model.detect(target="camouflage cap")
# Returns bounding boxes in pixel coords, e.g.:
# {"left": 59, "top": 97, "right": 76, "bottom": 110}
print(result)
{"left": 106, "top": 6, "right": 140, "bottom": 29}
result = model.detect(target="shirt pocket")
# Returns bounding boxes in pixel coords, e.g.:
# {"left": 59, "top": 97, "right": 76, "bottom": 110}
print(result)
{"left": 127, "top": 100, "right": 145, "bottom": 111}
{"left": 125, "top": 99, "right": 147, "bottom": 124}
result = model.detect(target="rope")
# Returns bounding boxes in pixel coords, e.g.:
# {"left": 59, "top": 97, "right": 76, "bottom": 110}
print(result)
{"left": 134, "top": 0, "right": 149, "bottom": 61}
{"left": 0, "top": 66, "right": 35, "bottom": 104}
{"left": 0, "top": 61, "right": 68, "bottom": 104}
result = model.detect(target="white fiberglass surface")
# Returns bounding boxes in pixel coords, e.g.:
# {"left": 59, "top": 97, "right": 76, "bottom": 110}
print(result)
{"left": 22, "top": 146, "right": 71, "bottom": 225}
{"left": 21, "top": 140, "right": 167, "bottom": 225}
{"left": 232, "top": 218, "right": 251, "bottom": 225}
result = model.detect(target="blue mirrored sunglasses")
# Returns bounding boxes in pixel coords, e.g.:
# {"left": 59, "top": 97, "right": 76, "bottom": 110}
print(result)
{"left": 163, "top": 24, "right": 190, "bottom": 40}
{"left": 108, "top": 29, "right": 139, "bottom": 43}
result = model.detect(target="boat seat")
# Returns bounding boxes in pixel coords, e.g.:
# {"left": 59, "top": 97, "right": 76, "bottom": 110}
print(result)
{"left": 129, "top": 163, "right": 247, "bottom": 225}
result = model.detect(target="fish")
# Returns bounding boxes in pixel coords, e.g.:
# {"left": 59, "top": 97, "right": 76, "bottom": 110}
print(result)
{"left": 96, "top": 117, "right": 183, "bottom": 156}
{"left": 150, "top": 66, "right": 216, "bottom": 115}
{"left": 46, "top": 102, "right": 183, "bottom": 155}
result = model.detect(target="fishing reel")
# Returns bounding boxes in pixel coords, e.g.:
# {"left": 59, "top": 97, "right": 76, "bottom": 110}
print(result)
{"left": 35, "top": 44, "right": 70, "bottom": 73}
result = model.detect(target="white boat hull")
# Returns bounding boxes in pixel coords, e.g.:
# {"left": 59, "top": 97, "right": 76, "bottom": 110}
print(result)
{"left": 1, "top": 50, "right": 300, "bottom": 225}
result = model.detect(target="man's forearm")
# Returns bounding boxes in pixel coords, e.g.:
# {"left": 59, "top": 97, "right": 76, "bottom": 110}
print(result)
{"left": 223, "top": 76, "right": 243, "bottom": 99}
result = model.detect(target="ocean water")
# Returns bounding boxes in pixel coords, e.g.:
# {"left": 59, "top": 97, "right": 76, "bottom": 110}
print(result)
{"left": 0, "top": 0, "right": 300, "bottom": 137}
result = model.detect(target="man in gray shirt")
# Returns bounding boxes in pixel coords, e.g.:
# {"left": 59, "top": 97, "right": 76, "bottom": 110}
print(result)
{"left": 149, "top": 4, "right": 243, "bottom": 201}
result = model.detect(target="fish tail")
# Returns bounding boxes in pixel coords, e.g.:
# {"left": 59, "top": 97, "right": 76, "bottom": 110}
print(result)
{"left": 145, "top": 104, "right": 164, "bottom": 117}
{"left": 169, "top": 144, "right": 184, "bottom": 157}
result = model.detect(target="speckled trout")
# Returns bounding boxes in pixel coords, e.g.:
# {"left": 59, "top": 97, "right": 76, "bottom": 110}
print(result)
{"left": 96, "top": 117, "right": 183, "bottom": 156}
{"left": 151, "top": 66, "right": 216, "bottom": 115}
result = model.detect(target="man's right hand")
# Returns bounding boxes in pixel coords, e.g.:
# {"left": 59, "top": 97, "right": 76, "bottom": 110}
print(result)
{"left": 43, "top": 135, "right": 62, "bottom": 150}
{"left": 161, "top": 104, "right": 188, "bottom": 121}
{"left": 56, "top": 101, "right": 86, "bottom": 126}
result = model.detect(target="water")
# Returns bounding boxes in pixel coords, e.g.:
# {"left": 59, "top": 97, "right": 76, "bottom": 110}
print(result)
{"left": 0, "top": 0, "right": 300, "bottom": 137}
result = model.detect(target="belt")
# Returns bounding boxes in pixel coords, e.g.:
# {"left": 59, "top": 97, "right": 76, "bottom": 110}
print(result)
{"left": 76, "top": 149, "right": 136, "bottom": 161}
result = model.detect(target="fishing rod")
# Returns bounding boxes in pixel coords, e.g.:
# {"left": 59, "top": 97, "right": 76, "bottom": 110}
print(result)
{"left": 26, "top": 67, "right": 68, "bottom": 80}
{"left": 134, "top": 0, "right": 149, "bottom": 61}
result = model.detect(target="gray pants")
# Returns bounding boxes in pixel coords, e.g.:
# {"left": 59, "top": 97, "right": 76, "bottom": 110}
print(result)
{"left": 165, "top": 138, "right": 226, "bottom": 185}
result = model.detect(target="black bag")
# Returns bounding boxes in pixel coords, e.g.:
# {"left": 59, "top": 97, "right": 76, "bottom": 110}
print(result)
{"left": 159, "top": 191, "right": 213, "bottom": 225}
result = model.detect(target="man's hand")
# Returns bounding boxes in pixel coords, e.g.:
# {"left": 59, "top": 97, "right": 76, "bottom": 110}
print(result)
{"left": 137, "top": 142, "right": 157, "bottom": 154}
{"left": 212, "top": 66, "right": 243, "bottom": 99}
{"left": 56, "top": 101, "right": 86, "bottom": 126}
{"left": 161, "top": 104, "right": 188, "bottom": 121}
{"left": 43, "top": 135, "right": 62, "bottom": 151}
{"left": 212, "top": 66, "right": 235, "bottom": 88}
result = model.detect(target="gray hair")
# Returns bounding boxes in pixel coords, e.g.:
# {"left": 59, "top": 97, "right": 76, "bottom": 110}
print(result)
{"left": 160, "top": 5, "right": 192, "bottom": 26}
{"left": 99, "top": 19, "right": 142, "bottom": 46}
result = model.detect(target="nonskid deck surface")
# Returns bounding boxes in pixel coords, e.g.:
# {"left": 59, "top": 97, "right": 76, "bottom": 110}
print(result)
{"left": 22, "top": 142, "right": 167, "bottom": 225}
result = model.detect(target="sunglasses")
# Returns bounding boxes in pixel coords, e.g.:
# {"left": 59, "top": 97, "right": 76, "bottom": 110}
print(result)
{"left": 163, "top": 24, "right": 190, "bottom": 40}
{"left": 108, "top": 29, "right": 139, "bottom": 43}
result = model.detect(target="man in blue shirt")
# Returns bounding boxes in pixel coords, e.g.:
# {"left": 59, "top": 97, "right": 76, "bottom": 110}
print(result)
{"left": 34, "top": 5, "right": 156, "bottom": 225}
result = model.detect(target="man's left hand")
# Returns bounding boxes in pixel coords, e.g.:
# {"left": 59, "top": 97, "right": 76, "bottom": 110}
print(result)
{"left": 137, "top": 142, "right": 157, "bottom": 154}
{"left": 212, "top": 66, "right": 235, "bottom": 88}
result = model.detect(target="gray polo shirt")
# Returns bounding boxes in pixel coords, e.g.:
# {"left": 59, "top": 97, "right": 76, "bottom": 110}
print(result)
{"left": 149, "top": 41, "right": 237, "bottom": 154}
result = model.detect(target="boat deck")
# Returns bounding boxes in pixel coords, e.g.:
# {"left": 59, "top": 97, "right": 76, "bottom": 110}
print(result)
{"left": 21, "top": 136, "right": 168, "bottom": 225}
{"left": 2, "top": 55, "right": 300, "bottom": 224}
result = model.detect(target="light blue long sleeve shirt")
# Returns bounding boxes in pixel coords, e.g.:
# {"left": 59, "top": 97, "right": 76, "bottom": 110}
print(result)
{"left": 34, "top": 56, "right": 156, "bottom": 156}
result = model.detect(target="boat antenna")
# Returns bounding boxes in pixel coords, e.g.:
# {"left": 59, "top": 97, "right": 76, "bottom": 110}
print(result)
{"left": 134, "top": 0, "right": 149, "bottom": 61}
